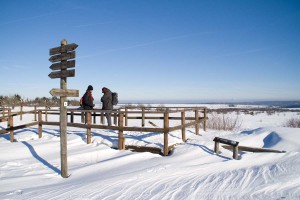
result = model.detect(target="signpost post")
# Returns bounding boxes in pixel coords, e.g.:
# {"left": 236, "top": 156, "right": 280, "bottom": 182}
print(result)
{"left": 49, "top": 39, "right": 78, "bottom": 178}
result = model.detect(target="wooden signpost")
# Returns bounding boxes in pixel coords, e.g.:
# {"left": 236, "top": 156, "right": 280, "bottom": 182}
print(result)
{"left": 48, "top": 69, "right": 75, "bottom": 79}
{"left": 50, "top": 60, "right": 75, "bottom": 71}
{"left": 49, "top": 88, "right": 79, "bottom": 97}
{"left": 49, "top": 39, "right": 79, "bottom": 178}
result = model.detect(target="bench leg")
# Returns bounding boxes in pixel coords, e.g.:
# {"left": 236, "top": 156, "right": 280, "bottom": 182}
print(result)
{"left": 233, "top": 146, "right": 239, "bottom": 159}
{"left": 214, "top": 142, "right": 220, "bottom": 154}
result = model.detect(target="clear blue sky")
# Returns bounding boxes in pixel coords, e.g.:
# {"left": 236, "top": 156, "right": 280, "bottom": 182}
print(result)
{"left": 1, "top": 0, "right": 300, "bottom": 103}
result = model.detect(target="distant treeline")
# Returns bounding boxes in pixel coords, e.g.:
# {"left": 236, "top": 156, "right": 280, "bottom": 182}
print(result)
{"left": 121, "top": 100, "right": 300, "bottom": 108}
{"left": 0, "top": 94, "right": 79, "bottom": 108}
{"left": 208, "top": 107, "right": 300, "bottom": 115}
{"left": 208, "top": 101, "right": 300, "bottom": 108}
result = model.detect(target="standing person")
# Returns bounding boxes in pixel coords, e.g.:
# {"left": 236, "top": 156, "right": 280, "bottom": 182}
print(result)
{"left": 82, "top": 85, "right": 95, "bottom": 110}
{"left": 101, "top": 87, "right": 113, "bottom": 126}
{"left": 82, "top": 85, "right": 95, "bottom": 123}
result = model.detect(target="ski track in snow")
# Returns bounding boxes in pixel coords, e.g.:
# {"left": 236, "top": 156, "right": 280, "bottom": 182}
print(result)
{"left": 5, "top": 152, "right": 299, "bottom": 200}
{"left": 2, "top": 144, "right": 300, "bottom": 199}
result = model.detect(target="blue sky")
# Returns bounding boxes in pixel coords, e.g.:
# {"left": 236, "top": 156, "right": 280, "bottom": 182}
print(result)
{"left": 1, "top": 0, "right": 299, "bottom": 103}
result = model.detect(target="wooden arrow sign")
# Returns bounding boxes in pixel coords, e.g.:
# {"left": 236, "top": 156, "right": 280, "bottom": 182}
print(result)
{"left": 50, "top": 43, "right": 78, "bottom": 55}
{"left": 49, "top": 51, "right": 75, "bottom": 63}
{"left": 50, "top": 60, "right": 75, "bottom": 71}
{"left": 50, "top": 88, "right": 79, "bottom": 97}
{"left": 48, "top": 69, "right": 75, "bottom": 79}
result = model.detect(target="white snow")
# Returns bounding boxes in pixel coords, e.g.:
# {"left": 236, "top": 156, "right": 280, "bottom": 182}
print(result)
{"left": 1, "top": 104, "right": 300, "bottom": 199}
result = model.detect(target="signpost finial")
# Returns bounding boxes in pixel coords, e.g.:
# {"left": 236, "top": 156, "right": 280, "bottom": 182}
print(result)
{"left": 61, "top": 39, "right": 68, "bottom": 46}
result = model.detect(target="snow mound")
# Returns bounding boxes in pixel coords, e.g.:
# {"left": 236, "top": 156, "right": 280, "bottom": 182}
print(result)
{"left": 239, "top": 127, "right": 300, "bottom": 152}
{"left": 263, "top": 132, "right": 281, "bottom": 148}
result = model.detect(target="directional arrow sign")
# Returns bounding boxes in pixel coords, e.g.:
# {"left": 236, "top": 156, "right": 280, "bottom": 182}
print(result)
{"left": 50, "top": 88, "right": 79, "bottom": 97}
{"left": 49, "top": 51, "right": 75, "bottom": 63}
{"left": 50, "top": 60, "right": 75, "bottom": 71}
{"left": 50, "top": 43, "right": 78, "bottom": 55}
{"left": 48, "top": 69, "right": 75, "bottom": 79}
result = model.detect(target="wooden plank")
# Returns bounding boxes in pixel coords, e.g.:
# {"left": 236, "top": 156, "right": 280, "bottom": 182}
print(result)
{"left": 42, "top": 121, "right": 60, "bottom": 126}
{"left": 8, "top": 110, "right": 14, "bottom": 142}
{"left": 163, "top": 111, "right": 169, "bottom": 156}
{"left": 125, "top": 145, "right": 162, "bottom": 155}
{"left": 126, "top": 116, "right": 206, "bottom": 120}
{"left": 48, "top": 122, "right": 164, "bottom": 132}
{"left": 181, "top": 111, "right": 186, "bottom": 142}
{"left": 118, "top": 113, "right": 125, "bottom": 150}
{"left": 59, "top": 42, "right": 69, "bottom": 178}
{"left": 86, "top": 112, "right": 92, "bottom": 144}
{"left": 49, "top": 51, "right": 75, "bottom": 63}
{"left": 123, "top": 126, "right": 164, "bottom": 132}
{"left": 50, "top": 43, "right": 78, "bottom": 55}
{"left": 38, "top": 111, "right": 42, "bottom": 138}
{"left": 0, "top": 121, "right": 39, "bottom": 134}
{"left": 49, "top": 88, "right": 79, "bottom": 97}
{"left": 213, "top": 137, "right": 239, "bottom": 147}
{"left": 195, "top": 110, "right": 199, "bottom": 135}
{"left": 48, "top": 69, "right": 75, "bottom": 79}
{"left": 169, "top": 120, "right": 196, "bottom": 132}
{"left": 0, "top": 129, "right": 8, "bottom": 134}
{"left": 222, "top": 145, "right": 286, "bottom": 153}
{"left": 49, "top": 60, "right": 75, "bottom": 70}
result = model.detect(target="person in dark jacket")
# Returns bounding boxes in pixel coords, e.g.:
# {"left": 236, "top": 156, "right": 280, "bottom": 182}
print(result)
{"left": 82, "top": 85, "right": 95, "bottom": 124}
{"left": 101, "top": 87, "right": 112, "bottom": 126}
{"left": 82, "top": 85, "right": 95, "bottom": 110}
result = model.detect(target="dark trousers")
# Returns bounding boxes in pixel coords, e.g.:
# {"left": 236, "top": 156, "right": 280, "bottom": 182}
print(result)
{"left": 105, "top": 112, "right": 112, "bottom": 126}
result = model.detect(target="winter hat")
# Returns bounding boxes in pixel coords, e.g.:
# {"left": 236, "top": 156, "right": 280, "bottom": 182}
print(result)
{"left": 87, "top": 85, "right": 93, "bottom": 90}
{"left": 102, "top": 87, "right": 107, "bottom": 93}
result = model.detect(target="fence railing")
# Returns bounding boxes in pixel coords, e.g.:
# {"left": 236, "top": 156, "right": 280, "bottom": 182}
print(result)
{"left": 0, "top": 106, "right": 207, "bottom": 156}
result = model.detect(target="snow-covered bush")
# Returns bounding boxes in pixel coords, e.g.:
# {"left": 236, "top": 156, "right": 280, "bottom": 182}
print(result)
{"left": 206, "top": 113, "right": 242, "bottom": 131}
{"left": 283, "top": 118, "right": 300, "bottom": 128}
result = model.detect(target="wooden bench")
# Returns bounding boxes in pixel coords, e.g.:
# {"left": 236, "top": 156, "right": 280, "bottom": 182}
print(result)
{"left": 213, "top": 137, "right": 239, "bottom": 160}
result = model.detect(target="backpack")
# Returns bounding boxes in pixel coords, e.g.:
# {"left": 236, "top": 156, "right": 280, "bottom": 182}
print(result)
{"left": 80, "top": 97, "right": 83, "bottom": 107}
{"left": 112, "top": 92, "right": 118, "bottom": 105}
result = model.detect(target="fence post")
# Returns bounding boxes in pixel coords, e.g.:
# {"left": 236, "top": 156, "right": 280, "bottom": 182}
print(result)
{"left": 34, "top": 106, "right": 37, "bottom": 121}
{"left": 45, "top": 109, "right": 48, "bottom": 122}
{"left": 181, "top": 111, "right": 186, "bottom": 142}
{"left": 141, "top": 107, "right": 145, "bottom": 127}
{"left": 20, "top": 104, "right": 23, "bottom": 120}
{"left": 87, "top": 111, "right": 91, "bottom": 144}
{"left": 70, "top": 111, "right": 74, "bottom": 123}
{"left": 93, "top": 112, "right": 96, "bottom": 124}
{"left": 195, "top": 109, "right": 199, "bottom": 135}
{"left": 203, "top": 108, "right": 207, "bottom": 131}
{"left": 118, "top": 113, "right": 125, "bottom": 149}
{"left": 8, "top": 109, "right": 14, "bottom": 142}
{"left": 163, "top": 110, "right": 169, "bottom": 156}
{"left": 81, "top": 111, "right": 84, "bottom": 123}
{"left": 38, "top": 110, "right": 42, "bottom": 138}
{"left": 7, "top": 109, "right": 10, "bottom": 128}
{"left": 125, "top": 107, "right": 128, "bottom": 126}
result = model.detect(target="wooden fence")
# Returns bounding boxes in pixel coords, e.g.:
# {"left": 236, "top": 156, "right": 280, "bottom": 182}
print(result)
{"left": 0, "top": 106, "right": 207, "bottom": 156}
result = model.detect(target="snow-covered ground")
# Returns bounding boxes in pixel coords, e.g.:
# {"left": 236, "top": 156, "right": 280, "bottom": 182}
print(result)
{"left": 1, "top": 104, "right": 300, "bottom": 199}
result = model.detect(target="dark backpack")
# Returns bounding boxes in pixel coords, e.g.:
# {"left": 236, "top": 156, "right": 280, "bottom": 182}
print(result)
{"left": 112, "top": 92, "right": 118, "bottom": 105}
{"left": 80, "top": 93, "right": 87, "bottom": 107}
{"left": 80, "top": 97, "right": 83, "bottom": 107}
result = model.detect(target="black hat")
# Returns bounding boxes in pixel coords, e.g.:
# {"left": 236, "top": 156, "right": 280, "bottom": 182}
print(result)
{"left": 87, "top": 85, "right": 93, "bottom": 90}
